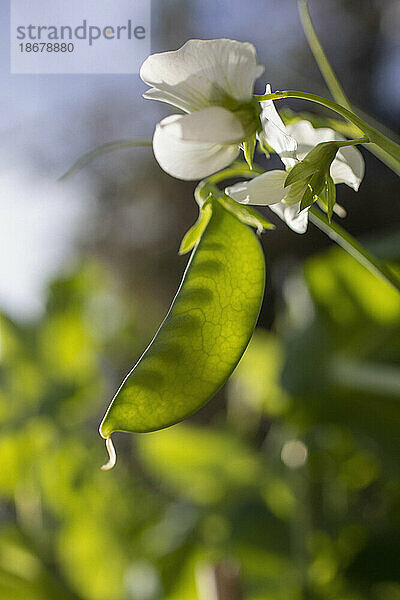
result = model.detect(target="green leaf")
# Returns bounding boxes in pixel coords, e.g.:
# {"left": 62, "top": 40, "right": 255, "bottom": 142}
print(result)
{"left": 323, "top": 175, "right": 336, "bottom": 222}
{"left": 300, "top": 183, "right": 317, "bottom": 211}
{"left": 243, "top": 135, "right": 256, "bottom": 169}
{"left": 285, "top": 140, "right": 338, "bottom": 188}
{"left": 99, "top": 198, "right": 266, "bottom": 442}
{"left": 59, "top": 139, "right": 152, "bottom": 181}
{"left": 179, "top": 200, "right": 213, "bottom": 255}
{"left": 229, "top": 329, "right": 291, "bottom": 417}
{"left": 286, "top": 141, "right": 340, "bottom": 198}
{"left": 285, "top": 141, "right": 340, "bottom": 187}
{"left": 138, "top": 423, "right": 261, "bottom": 504}
{"left": 284, "top": 162, "right": 315, "bottom": 188}
{"left": 300, "top": 168, "right": 331, "bottom": 212}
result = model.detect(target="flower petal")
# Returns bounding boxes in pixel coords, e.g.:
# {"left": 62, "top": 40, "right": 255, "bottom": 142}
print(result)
{"left": 160, "top": 106, "right": 245, "bottom": 144}
{"left": 140, "top": 39, "right": 264, "bottom": 112}
{"left": 153, "top": 115, "right": 240, "bottom": 180}
{"left": 269, "top": 200, "right": 309, "bottom": 234}
{"left": 286, "top": 120, "right": 342, "bottom": 159}
{"left": 330, "top": 145, "right": 365, "bottom": 191}
{"left": 141, "top": 88, "right": 195, "bottom": 113}
{"left": 259, "top": 84, "right": 298, "bottom": 168}
{"left": 225, "top": 170, "right": 287, "bottom": 205}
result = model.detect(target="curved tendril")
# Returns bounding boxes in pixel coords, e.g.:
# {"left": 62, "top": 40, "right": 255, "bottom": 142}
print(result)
{"left": 101, "top": 437, "right": 117, "bottom": 471}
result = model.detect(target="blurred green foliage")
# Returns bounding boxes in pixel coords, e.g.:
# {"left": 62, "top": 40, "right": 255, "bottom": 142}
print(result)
{"left": 0, "top": 241, "right": 399, "bottom": 600}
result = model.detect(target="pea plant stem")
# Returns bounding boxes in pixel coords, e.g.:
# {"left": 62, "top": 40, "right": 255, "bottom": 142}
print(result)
{"left": 309, "top": 206, "right": 400, "bottom": 291}
{"left": 336, "top": 137, "right": 369, "bottom": 147}
{"left": 297, "top": 0, "right": 400, "bottom": 177}
{"left": 254, "top": 91, "right": 400, "bottom": 168}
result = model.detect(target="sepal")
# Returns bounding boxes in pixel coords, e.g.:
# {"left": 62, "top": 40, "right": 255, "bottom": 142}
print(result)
{"left": 217, "top": 193, "right": 275, "bottom": 234}
{"left": 179, "top": 198, "right": 213, "bottom": 255}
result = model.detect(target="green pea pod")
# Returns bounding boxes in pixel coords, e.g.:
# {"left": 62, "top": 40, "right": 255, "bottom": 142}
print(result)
{"left": 100, "top": 199, "right": 265, "bottom": 468}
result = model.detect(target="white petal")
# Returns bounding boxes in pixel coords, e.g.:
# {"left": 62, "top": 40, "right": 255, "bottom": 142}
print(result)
{"left": 269, "top": 200, "right": 309, "bottom": 234}
{"left": 285, "top": 121, "right": 341, "bottom": 162}
{"left": 142, "top": 88, "right": 195, "bottom": 113}
{"left": 153, "top": 115, "right": 240, "bottom": 180}
{"left": 225, "top": 170, "right": 287, "bottom": 205}
{"left": 285, "top": 120, "right": 342, "bottom": 159}
{"left": 140, "top": 39, "right": 264, "bottom": 112}
{"left": 160, "top": 106, "right": 245, "bottom": 144}
{"left": 331, "top": 145, "right": 365, "bottom": 191}
{"left": 259, "top": 84, "right": 297, "bottom": 169}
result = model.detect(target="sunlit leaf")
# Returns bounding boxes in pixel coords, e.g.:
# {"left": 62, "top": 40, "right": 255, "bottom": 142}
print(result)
{"left": 243, "top": 134, "right": 256, "bottom": 169}
{"left": 138, "top": 424, "right": 261, "bottom": 504}
{"left": 228, "top": 329, "right": 291, "bottom": 418}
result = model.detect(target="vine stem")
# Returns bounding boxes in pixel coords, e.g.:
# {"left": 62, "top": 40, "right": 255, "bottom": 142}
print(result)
{"left": 335, "top": 137, "right": 369, "bottom": 147}
{"left": 254, "top": 91, "right": 400, "bottom": 168}
{"left": 309, "top": 206, "right": 400, "bottom": 291}
{"left": 297, "top": 0, "right": 400, "bottom": 177}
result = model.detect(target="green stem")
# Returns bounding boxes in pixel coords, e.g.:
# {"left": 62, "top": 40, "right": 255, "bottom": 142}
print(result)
{"left": 254, "top": 91, "right": 400, "bottom": 169}
{"left": 195, "top": 164, "right": 263, "bottom": 205}
{"left": 208, "top": 164, "right": 262, "bottom": 183}
{"left": 298, "top": 0, "right": 400, "bottom": 177}
{"left": 336, "top": 137, "right": 369, "bottom": 147}
{"left": 298, "top": 0, "right": 352, "bottom": 111}
{"left": 309, "top": 206, "right": 400, "bottom": 291}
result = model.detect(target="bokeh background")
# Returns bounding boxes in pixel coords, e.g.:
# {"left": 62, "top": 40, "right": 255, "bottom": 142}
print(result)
{"left": 1, "top": 1, "right": 400, "bottom": 599}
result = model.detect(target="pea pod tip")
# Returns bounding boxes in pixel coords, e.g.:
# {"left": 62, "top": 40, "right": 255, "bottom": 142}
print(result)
{"left": 101, "top": 436, "right": 117, "bottom": 471}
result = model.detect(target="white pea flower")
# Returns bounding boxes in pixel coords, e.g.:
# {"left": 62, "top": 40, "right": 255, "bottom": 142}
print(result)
{"left": 140, "top": 39, "right": 264, "bottom": 180}
{"left": 226, "top": 85, "right": 365, "bottom": 233}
